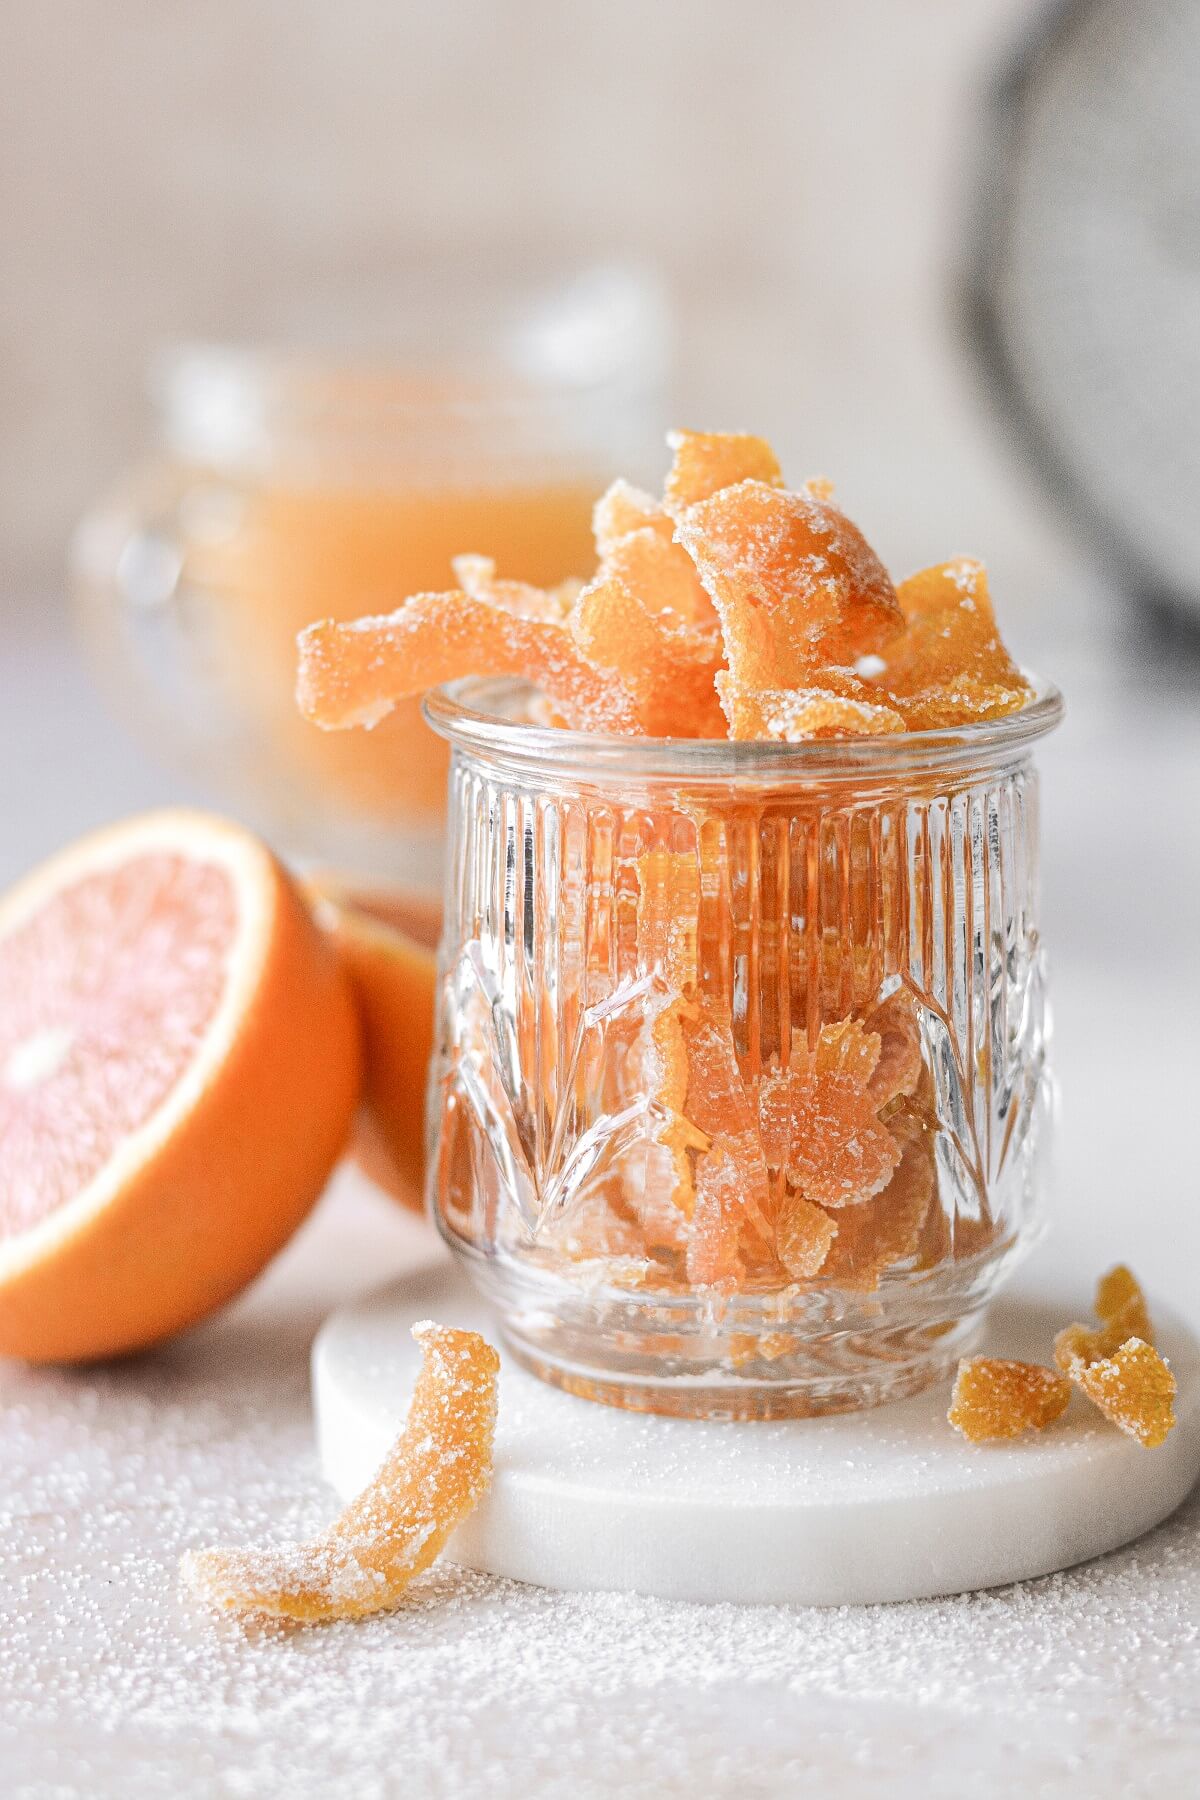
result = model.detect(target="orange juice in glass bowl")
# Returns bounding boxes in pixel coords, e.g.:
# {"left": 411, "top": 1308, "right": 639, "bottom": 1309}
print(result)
{"left": 71, "top": 267, "right": 669, "bottom": 895}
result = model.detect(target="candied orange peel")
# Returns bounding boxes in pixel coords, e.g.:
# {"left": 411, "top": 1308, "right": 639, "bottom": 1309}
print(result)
{"left": 948, "top": 1358, "right": 1071, "bottom": 1442}
{"left": 1052, "top": 1267, "right": 1175, "bottom": 1448}
{"left": 297, "top": 428, "right": 1032, "bottom": 744}
{"left": 1073, "top": 1339, "right": 1176, "bottom": 1450}
{"left": 182, "top": 1322, "right": 499, "bottom": 1622}
{"left": 1054, "top": 1265, "right": 1156, "bottom": 1373}
{"left": 950, "top": 1268, "right": 1179, "bottom": 1450}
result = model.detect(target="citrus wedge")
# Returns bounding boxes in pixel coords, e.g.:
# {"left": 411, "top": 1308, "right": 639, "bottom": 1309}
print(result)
{"left": 308, "top": 879, "right": 440, "bottom": 1211}
{"left": 0, "top": 810, "right": 361, "bottom": 1362}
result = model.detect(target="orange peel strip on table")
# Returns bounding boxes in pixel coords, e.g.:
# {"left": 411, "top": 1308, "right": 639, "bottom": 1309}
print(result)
{"left": 948, "top": 1357, "right": 1072, "bottom": 1442}
{"left": 1054, "top": 1265, "right": 1157, "bottom": 1373}
{"left": 1052, "top": 1267, "right": 1176, "bottom": 1448}
{"left": 182, "top": 1323, "right": 499, "bottom": 1622}
{"left": 1071, "top": 1339, "right": 1177, "bottom": 1449}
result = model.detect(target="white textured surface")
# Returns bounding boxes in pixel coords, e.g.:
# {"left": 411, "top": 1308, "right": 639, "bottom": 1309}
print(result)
{"left": 1, "top": 632, "right": 1199, "bottom": 1795}
{"left": 314, "top": 1265, "right": 1200, "bottom": 1607}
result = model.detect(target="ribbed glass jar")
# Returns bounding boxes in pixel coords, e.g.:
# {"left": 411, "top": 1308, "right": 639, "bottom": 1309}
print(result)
{"left": 425, "top": 677, "right": 1064, "bottom": 1419}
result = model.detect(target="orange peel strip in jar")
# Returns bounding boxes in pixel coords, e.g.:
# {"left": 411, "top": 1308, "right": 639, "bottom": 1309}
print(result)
{"left": 686, "top": 1136, "right": 750, "bottom": 1289}
{"left": 296, "top": 579, "right": 641, "bottom": 737}
{"left": 682, "top": 1004, "right": 774, "bottom": 1255}
{"left": 1072, "top": 1339, "right": 1177, "bottom": 1449}
{"left": 775, "top": 1189, "right": 837, "bottom": 1280}
{"left": 865, "top": 559, "right": 1032, "bottom": 729}
{"left": 718, "top": 682, "right": 906, "bottom": 742}
{"left": 599, "top": 525, "right": 715, "bottom": 624}
{"left": 816, "top": 1103, "right": 938, "bottom": 1290}
{"left": 948, "top": 1357, "right": 1071, "bottom": 1442}
{"left": 663, "top": 428, "right": 784, "bottom": 511}
{"left": 182, "top": 1323, "right": 499, "bottom": 1621}
{"left": 674, "top": 477, "right": 905, "bottom": 738}
{"left": 757, "top": 1023, "right": 901, "bottom": 1210}
{"left": 571, "top": 576, "right": 726, "bottom": 738}
{"left": 863, "top": 987, "right": 924, "bottom": 1110}
{"left": 633, "top": 847, "right": 706, "bottom": 1226}
{"left": 592, "top": 479, "right": 674, "bottom": 556}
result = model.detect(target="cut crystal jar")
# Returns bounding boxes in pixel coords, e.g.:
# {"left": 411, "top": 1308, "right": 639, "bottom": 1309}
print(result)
{"left": 426, "top": 676, "right": 1064, "bottom": 1419}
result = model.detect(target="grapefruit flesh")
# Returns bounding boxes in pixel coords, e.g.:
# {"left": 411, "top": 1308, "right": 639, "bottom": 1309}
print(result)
{"left": 0, "top": 811, "right": 361, "bottom": 1363}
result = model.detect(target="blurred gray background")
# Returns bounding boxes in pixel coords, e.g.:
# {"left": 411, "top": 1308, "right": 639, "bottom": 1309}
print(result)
{"left": 1, "top": 0, "right": 1097, "bottom": 629}
{"left": 1, "top": 0, "right": 1195, "bottom": 981}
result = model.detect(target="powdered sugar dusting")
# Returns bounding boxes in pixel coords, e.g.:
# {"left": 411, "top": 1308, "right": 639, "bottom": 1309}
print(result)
{"left": 3, "top": 1191, "right": 1199, "bottom": 1796}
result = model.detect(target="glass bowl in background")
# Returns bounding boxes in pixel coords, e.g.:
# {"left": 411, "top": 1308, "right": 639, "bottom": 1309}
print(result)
{"left": 70, "top": 264, "right": 670, "bottom": 894}
{"left": 425, "top": 675, "right": 1063, "bottom": 1419}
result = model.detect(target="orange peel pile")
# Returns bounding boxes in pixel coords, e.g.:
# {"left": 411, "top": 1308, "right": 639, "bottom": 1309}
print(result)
{"left": 297, "top": 428, "right": 1032, "bottom": 745}
{"left": 182, "top": 1322, "right": 499, "bottom": 1622}
{"left": 949, "top": 1268, "right": 1178, "bottom": 1449}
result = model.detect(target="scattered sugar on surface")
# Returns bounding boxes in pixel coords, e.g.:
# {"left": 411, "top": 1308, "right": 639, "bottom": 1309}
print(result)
{"left": 3, "top": 1212, "right": 1199, "bottom": 1797}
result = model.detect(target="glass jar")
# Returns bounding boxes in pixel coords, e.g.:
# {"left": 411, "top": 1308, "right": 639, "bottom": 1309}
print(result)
{"left": 70, "top": 266, "right": 668, "bottom": 893}
{"left": 425, "top": 676, "right": 1064, "bottom": 1419}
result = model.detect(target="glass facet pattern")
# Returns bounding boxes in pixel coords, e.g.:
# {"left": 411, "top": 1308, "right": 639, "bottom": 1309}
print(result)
{"left": 428, "top": 683, "right": 1061, "bottom": 1418}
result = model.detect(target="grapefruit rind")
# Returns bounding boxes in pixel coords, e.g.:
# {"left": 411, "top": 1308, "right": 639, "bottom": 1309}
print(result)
{"left": 0, "top": 810, "right": 361, "bottom": 1361}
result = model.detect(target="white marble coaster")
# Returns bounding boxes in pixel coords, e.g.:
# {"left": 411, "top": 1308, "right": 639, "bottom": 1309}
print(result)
{"left": 311, "top": 1263, "right": 1200, "bottom": 1606}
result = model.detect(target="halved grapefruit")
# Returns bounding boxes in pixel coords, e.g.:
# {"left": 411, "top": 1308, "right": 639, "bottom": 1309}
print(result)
{"left": 0, "top": 811, "right": 361, "bottom": 1363}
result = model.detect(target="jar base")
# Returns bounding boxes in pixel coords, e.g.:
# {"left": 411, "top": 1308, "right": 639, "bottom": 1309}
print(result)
{"left": 447, "top": 1233, "right": 1009, "bottom": 1421}
{"left": 499, "top": 1311, "right": 982, "bottom": 1421}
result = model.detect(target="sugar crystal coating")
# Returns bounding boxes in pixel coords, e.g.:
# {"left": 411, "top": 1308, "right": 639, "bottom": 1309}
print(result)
{"left": 298, "top": 427, "right": 1032, "bottom": 745}
{"left": 1075, "top": 1340, "right": 1176, "bottom": 1449}
{"left": 948, "top": 1358, "right": 1071, "bottom": 1442}
{"left": 663, "top": 428, "right": 784, "bottom": 511}
{"left": 1054, "top": 1266, "right": 1156, "bottom": 1374}
{"left": 181, "top": 1322, "right": 499, "bottom": 1621}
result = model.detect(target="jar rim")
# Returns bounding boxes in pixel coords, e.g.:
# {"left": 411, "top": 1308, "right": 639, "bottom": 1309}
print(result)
{"left": 423, "top": 674, "right": 1064, "bottom": 781}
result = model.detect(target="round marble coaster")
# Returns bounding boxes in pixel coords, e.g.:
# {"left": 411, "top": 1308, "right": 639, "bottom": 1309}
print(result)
{"left": 311, "top": 1263, "right": 1200, "bottom": 1606}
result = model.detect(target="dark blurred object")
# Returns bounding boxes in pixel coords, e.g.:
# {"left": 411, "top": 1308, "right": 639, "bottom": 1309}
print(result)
{"left": 967, "top": 0, "right": 1200, "bottom": 645}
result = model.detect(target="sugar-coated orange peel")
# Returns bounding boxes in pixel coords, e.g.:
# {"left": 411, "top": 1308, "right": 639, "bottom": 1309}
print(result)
{"left": 948, "top": 1357, "right": 1071, "bottom": 1442}
{"left": 663, "top": 428, "right": 783, "bottom": 511}
{"left": 297, "top": 427, "right": 1032, "bottom": 745}
{"left": 182, "top": 1322, "right": 499, "bottom": 1622}
{"left": 1053, "top": 1267, "right": 1175, "bottom": 1448}
{"left": 674, "top": 478, "right": 906, "bottom": 738}
{"left": 862, "top": 558, "right": 1031, "bottom": 729}
{"left": 949, "top": 1268, "right": 1178, "bottom": 1450}
{"left": 1072, "top": 1339, "right": 1176, "bottom": 1450}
